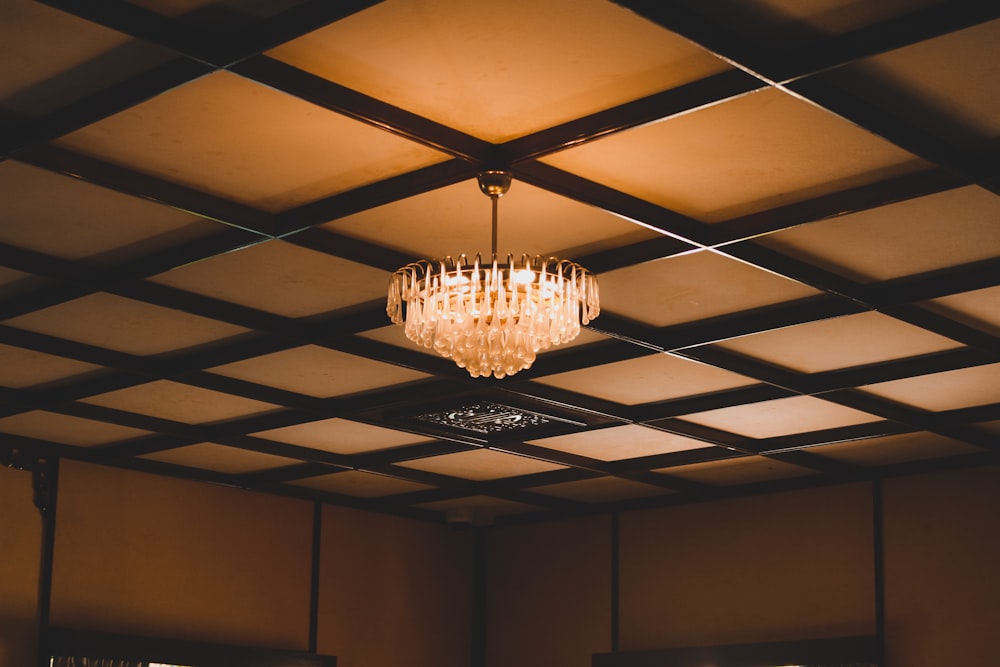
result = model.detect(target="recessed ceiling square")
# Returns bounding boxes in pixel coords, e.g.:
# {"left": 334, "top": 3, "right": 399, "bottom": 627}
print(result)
{"left": 713, "top": 311, "right": 962, "bottom": 373}
{"left": 149, "top": 239, "right": 389, "bottom": 318}
{"left": 528, "top": 424, "right": 715, "bottom": 462}
{"left": 253, "top": 417, "right": 433, "bottom": 455}
{"left": 0, "top": 344, "right": 104, "bottom": 388}
{"left": 0, "top": 410, "right": 152, "bottom": 446}
{"left": 531, "top": 476, "right": 672, "bottom": 504}
{"left": 209, "top": 344, "right": 430, "bottom": 398}
{"left": 542, "top": 87, "right": 926, "bottom": 222}
{"left": 291, "top": 470, "right": 434, "bottom": 498}
{"left": 598, "top": 249, "right": 820, "bottom": 327}
{"left": 925, "top": 286, "right": 1000, "bottom": 338}
{"left": 396, "top": 449, "right": 565, "bottom": 481}
{"left": 140, "top": 442, "right": 301, "bottom": 473}
{"left": 0, "top": 161, "right": 220, "bottom": 265}
{"left": 533, "top": 351, "right": 757, "bottom": 405}
{"left": 759, "top": 186, "right": 1000, "bottom": 282}
{"left": 861, "top": 363, "right": 1000, "bottom": 412}
{"left": 81, "top": 379, "right": 282, "bottom": 424}
{"left": 268, "top": 0, "right": 730, "bottom": 141}
{"left": 55, "top": 71, "right": 449, "bottom": 211}
{"left": 4, "top": 292, "right": 250, "bottom": 356}
{"left": 680, "top": 395, "right": 882, "bottom": 439}
{"left": 808, "top": 432, "right": 984, "bottom": 467}
{"left": 656, "top": 455, "right": 816, "bottom": 486}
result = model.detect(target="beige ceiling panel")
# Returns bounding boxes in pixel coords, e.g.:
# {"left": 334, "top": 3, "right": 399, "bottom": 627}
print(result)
{"left": 542, "top": 87, "right": 925, "bottom": 222}
{"left": 415, "top": 495, "right": 542, "bottom": 518}
{"left": 0, "top": 268, "right": 48, "bottom": 300}
{"left": 324, "top": 180, "right": 658, "bottom": 259}
{"left": 831, "top": 19, "right": 1000, "bottom": 145}
{"left": 140, "top": 442, "right": 300, "bottom": 473}
{"left": 359, "top": 323, "right": 609, "bottom": 358}
{"left": 861, "top": 363, "right": 1000, "bottom": 412}
{"left": 55, "top": 71, "right": 448, "bottom": 211}
{"left": 291, "top": 470, "right": 434, "bottom": 497}
{"left": 809, "top": 431, "right": 983, "bottom": 467}
{"left": 657, "top": 455, "right": 816, "bottom": 486}
{"left": 0, "top": 344, "right": 104, "bottom": 388}
{"left": 532, "top": 476, "right": 672, "bottom": 503}
{"left": 150, "top": 239, "right": 389, "bottom": 318}
{"left": 254, "top": 417, "right": 432, "bottom": 455}
{"left": 0, "top": 410, "right": 152, "bottom": 446}
{"left": 268, "top": 0, "right": 730, "bottom": 142}
{"left": 714, "top": 311, "right": 962, "bottom": 373}
{"left": 528, "top": 424, "right": 714, "bottom": 462}
{"left": 81, "top": 380, "right": 281, "bottom": 424}
{"left": 4, "top": 292, "right": 249, "bottom": 356}
{"left": 533, "top": 352, "right": 756, "bottom": 405}
{"left": 681, "top": 395, "right": 882, "bottom": 438}
{"left": 0, "top": 0, "right": 170, "bottom": 116}
{"left": 926, "top": 286, "right": 1000, "bottom": 338}
{"left": 396, "top": 449, "right": 565, "bottom": 481}
{"left": 0, "top": 161, "right": 220, "bottom": 265}
{"left": 210, "top": 345, "right": 430, "bottom": 398}
{"left": 760, "top": 186, "right": 1000, "bottom": 282}
{"left": 598, "top": 249, "right": 820, "bottom": 327}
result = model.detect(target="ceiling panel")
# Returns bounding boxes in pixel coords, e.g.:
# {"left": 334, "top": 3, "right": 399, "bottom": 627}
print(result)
{"left": 542, "top": 88, "right": 927, "bottom": 222}
{"left": 268, "top": 0, "right": 731, "bottom": 142}
{"left": 528, "top": 424, "right": 715, "bottom": 462}
{"left": 0, "top": 410, "right": 152, "bottom": 446}
{"left": 396, "top": 448, "right": 565, "bottom": 481}
{"left": 55, "top": 71, "right": 449, "bottom": 211}
{"left": 80, "top": 380, "right": 282, "bottom": 424}
{"left": 140, "top": 442, "right": 302, "bottom": 473}
{"left": 291, "top": 470, "right": 435, "bottom": 498}
{"left": 655, "top": 455, "right": 817, "bottom": 486}
{"left": 808, "top": 432, "right": 984, "bottom": 467}
{"left": 680, "top": 395, "right": 883, "bottom": 439}
{"left": 860, "top": 363, "right": 1000, "bottom": 412}
{"left": 531, "top": 476, "right": 673, "bottom": 503}
{"left": 253, "top": 418, "right": 434, "bottom": 455}
{"left": 925, "top": 286, "right": 1000, "bottom": 337}
{"left": 0, "top": 344, "right": 105, "bottom": 389}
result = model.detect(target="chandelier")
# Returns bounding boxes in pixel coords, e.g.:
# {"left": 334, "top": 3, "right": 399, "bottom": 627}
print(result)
{"left": 387, "top": 171, "right": 600, "bottom": 379}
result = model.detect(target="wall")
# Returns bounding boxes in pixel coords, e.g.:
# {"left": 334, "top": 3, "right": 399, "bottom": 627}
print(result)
{"left": 0, "top": 465, "right": 42, "bottom": 667}
{"left": 486, "top": 467, "right": 1000, "bottom": 666}
{"left": 41, "top": 459, "right": 472, "bottom": 667}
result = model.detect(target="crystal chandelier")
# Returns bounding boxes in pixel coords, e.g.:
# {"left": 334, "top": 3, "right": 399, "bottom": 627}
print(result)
{"left": 387, "top": 171, "right": 600, "bottom": 379}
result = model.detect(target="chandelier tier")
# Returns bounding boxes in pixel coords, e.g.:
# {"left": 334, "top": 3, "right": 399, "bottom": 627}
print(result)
{"left": 387, "top": 171, "right": 600, "bottom": 379}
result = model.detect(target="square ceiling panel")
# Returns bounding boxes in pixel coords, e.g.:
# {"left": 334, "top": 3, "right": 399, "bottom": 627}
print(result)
{"left": 825, "top": 18, "right": 1000, "bottom": 146}
{"left": 860, "top": 363, "right": 1000, "bottom": 412}
{"left": 598, "top": 249, "right": 820, "bottom": 327}
{"left": 268, "top": 0, "right": 731, "bottom": 142}
{"left": 323, "top": 179, "right": 659, "bottom": 260}
{"left": 415, "top": 495, "right": 543, "bottom": 519}
{"left": 209, "top": 345, "right": 431, "bottom": 398}
{"left": 925, "top": 286, "right": 1000, "bottom": 338}
{"left": 149, "top": 239, "right": 389, "bottom": 318}
{"left": 531, "top": 476, "right": 672, "bottom": 503}
{"left": 80, "top": 379, "right": 282, "bottom": 424}
{"left": 712, "top": 311, "right": 962, "bottom": 373}
{"left": 54, "top": 71, "right": 449, "bottom": 211}
{"left": 0, "top": 160, "right": 221, "bottom": 265}
{"left": 807, "top": 431, "right": 984, "bottom": 467}
{"left": 655, "top": 454, "right": 816, "bottom": 486}
{"left": 395, "top": 448, "right": 565, "bottom": 481}
{"left": 542, "top": 87, "right": 926, "bottom": 222}
{"left": 0, "top": 344, "right": 104, "bottom": 389}
{"left": 528, "top": 424, "right": 715, "bottom": 462}
{"left": 532, "top": 351, "right": 757, "bottom": 405}
{"left": 0, "top": 0, "right": 171, "bottom": 116}
{"left": 291, "top": 470, "right": 435, "bottom": 498}
{"left": 140, "top": 442, "right": 302, "bottom": 473}
{"left": 680, "top": 395, "right": 883, "bottom": 439}
{"left": 0, "top": 410, "right": 152, "bottom": 447}
{"left": 759, "top": 186, "right": 1000, "bottom": 282}
{"left": 253, "top": 417, "right": 433, "bottom": 455}
{"left": 3, "top": 292, "right": 250, "bottom": 356}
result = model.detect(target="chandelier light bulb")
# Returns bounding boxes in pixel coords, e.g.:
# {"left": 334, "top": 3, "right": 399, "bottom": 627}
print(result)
{"left": 387, "top": 172, "right": 599, "bottom": 379}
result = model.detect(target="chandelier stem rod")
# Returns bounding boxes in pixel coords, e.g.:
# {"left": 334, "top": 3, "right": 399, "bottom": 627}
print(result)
{"left": 491, "top": 195, "right": 498, "bottom": 256}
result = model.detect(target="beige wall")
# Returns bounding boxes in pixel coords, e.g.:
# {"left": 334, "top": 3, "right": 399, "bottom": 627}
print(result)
{"left": 884, "top": 465, "right": 1000, "bottom": 665}
{"left": 0, "top": 465, "right": 42, "bottom": 667}
{"left": 487, "top": 514, "right": 612, "bottom": 667}
{"left": 2, "top": 459, "right": 996, "bottom": 667}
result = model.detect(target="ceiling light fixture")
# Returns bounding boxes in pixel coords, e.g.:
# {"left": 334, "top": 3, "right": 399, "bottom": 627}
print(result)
{"left": 387, "top": 171, "right": 599, "bottom": 378}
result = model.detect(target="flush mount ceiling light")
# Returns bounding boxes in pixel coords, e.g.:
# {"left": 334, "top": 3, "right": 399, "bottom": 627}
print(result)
{"left": 387, "top": 171, "right": 600, "bottom": 378}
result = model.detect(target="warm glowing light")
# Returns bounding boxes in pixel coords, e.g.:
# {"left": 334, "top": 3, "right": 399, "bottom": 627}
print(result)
{"left": 388, "top": 253, "right": 599, "bottom": 378}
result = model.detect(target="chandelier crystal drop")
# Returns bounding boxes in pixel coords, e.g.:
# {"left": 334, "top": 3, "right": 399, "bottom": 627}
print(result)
{"left": 387, "top": 171, "right": 600, "bottom": 379}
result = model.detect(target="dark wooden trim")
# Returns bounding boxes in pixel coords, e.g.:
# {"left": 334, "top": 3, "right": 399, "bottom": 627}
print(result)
{"left": 46, "top": 627, "right": 336, "bottom": 666}
{"left": 593, "top": 635, "right": 878, "bottom": 667}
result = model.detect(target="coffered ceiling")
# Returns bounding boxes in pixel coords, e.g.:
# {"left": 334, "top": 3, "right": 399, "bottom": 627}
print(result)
{"left": 2, "top": 0, "right": 998, "bottom": 525}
